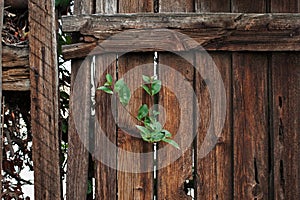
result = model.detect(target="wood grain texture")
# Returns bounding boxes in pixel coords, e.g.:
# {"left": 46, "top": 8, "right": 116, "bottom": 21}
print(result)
{"left": 116, "top": 1, "right": 154, "bottom": 199}
{"left": 96, "top": 0, "right": 117, "bottom": 14}
{"left": 156, "top": 52, "right": 194, "bottom": 200}
{"left": 272, "top": 53, "right": 300, "bottom": 200}
{"left": 62, "top": 13, "right": 300, "bottom": 53}
{"left": 2, "top": 44, "right": 29, "bottom": 90}
{"left": 232, "top": 0, "right": 266, "bottom": 13}
{"left": 233, "top": 53, "right": 269, "bottom": 200}
{"left": 66, "top": 59, "right": 90, "bottom": 200}
{"left": 195, "top": 0, "right": 231, "bottom": 12}
{"left": 271, "top": 0, "right": 300, "bottom": 12}
{"left": 28, "top": 0, "right": 61, "bottom": 199}
{"left": 117, "top": 52, "right": 154, "bottom": 200}
{"left": 159, "top": 0, "right": 194, "bottom": 12}
{"left": 195, "top": 52, "right": 232, "bottom": 200}
{"left": 94, "top": 54, "right": 117, "bottom": 200}
{"left": 119, "top": 0, "right": 153, "bottom": 13}
{"left": 74, "top": 0, "right": 94, "bottom": 14}
{"left": 157, "top": 2, "right": 194, "bottom": 200}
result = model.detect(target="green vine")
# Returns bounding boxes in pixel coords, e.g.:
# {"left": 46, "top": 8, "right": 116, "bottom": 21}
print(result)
{"left": 98, "top": 74, "right": 180, "bottom": 149}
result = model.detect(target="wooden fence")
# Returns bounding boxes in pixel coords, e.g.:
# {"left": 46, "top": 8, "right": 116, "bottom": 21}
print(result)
{"left": 28, "top": 0, "right": 300, "bottom": 199}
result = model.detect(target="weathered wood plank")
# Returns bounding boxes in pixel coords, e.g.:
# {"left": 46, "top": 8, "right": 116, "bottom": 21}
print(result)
{"left": 157, "top": 2, "right": 197, "bottom": 199}
{"left": 74, "top": 0, "right": 94, "bottom": 15}
{"left": 272, "top": 53, "right": 300, "bottom": 200}
{"left": 1, "top": 46, "right": 30, "bottom": 91}
{"left": 156, "top": 52, "right": 194, "bottom": 200}
{"left": 116, "top": 2, "right": 154, "bottom": 200}
{"left": 94, "top": 54, "right": 117, "bottom": 200}
{"left": 233, "top": 53, "right": 269, "bottom": 199}
{"left": 271, "top": 0, "right": 300, "bottom": 13}
{"left": 159, "top": 0, "right": 194, "bottom": 12}
{"left": 195, "top": 52, "right": 232, "bottom": 200}
{"left": 96, "top": 0, "right": 117, "bottom": 14}
{"left": 66, "top": 59, "right": 90, "bottom": 200}
{"left": 28, "top": 0, "right": 61, "bottom": 199}
{"left": 61, "top": 13, "right": 300, "bottom": 53}
{"left": 119, "top": 0, "right": 153, "bottom": 13}
{"left": 232, "top": 0, "right": 266, "bottom": 13}
{"left": 195, "top": 0, "right": 231, "bottom": 12}
{"left": 117, "top": 53, "right": 154, "bottom": 200}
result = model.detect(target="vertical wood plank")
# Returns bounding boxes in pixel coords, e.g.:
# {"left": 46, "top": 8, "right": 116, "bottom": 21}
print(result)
{"left": 74, "top": 0, "right": 94, "bottom": 15}
{"left": 96, "top": 0, "right": 118, "bottom": 14}
{"left": 28, "top": 0, "right": 61, "bottom": 199}
{"left": 270, "top": 0, "right": 300, "bottom": 12}
{"left": 94, "top": 1, "right": 118, "bottom": 199}
{"left": 272, "top": 53, "right": 300, "bottom": 200}
{"left": 157, "top": 0, "right": 194, "bottom": 199}
{"left": 233, "top": 53, "right": 269, "bottom": 200}
{"left": 157, "top": 52, "right": 194, "bottom": 200}
{"left": 157, "top": 1, "right": 194, "bottom": 200}
{"left": 195, "top": 0, "right": 231, "bottom": 12}
{"left": 66, "top": 59, "right": 91, "bottom": 200}
{"left": 94, "top": 54, "right": 117, "bottom": 200}
{"left": 195, "top": 52, "right": 232, "bottom": 200}
{"left": 231, "top": 0, "right": 266, "bottom": 12}
{"left": 119, "top": 0, "right": 153, "bottom": 13}
{"left": 116, "top": 1, "right": 154, "bottom": 199}
{"left": 159, "top": 0, "right": 194, "bottom": 12}
{"left": 117, "top": 53, "right": 154, "bottom": 200}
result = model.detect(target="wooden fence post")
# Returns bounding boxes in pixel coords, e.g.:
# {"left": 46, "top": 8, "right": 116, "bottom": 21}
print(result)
{"left": 28, "top": 0, "right": 61, "bottom": 199}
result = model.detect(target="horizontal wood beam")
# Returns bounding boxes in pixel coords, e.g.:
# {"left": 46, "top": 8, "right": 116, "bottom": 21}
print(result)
{"left": 2, "top": 46, "right": 30, "bottom": 91}
{"left": 61, "top": 13, "right": 300, "bottom": 58}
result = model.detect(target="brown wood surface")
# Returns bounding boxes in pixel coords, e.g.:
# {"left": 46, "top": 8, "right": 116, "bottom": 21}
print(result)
{"left": 271, "top": 0, "right": 300, "bottom": 12}
{"left": 195, "top": 0, "right": 231, "bottom": 12}
{"left": 94, "top": 54, "right": 117, "bottom": 200}
{"left": 232, "top": 0, "right": 266, "bottom": 13}
{"left": 233, "top": 53, "right": 269, "bottom": 200}
{"left": 66, "top": 59, "right": 90, "bottom": 200}
{"left": 156, "top": 52, "right": 194, "bottom": 200}
{"left": 62, "top": 13, "right": 300, "bottom": 53}
{"left": 157, "top": 2, "right": 195, "bottom": 200}
{"left": 2, "top": 45, "right": 29, "bottom": 91}
{"left": 28, "top": 0, "right": 61, "bottom": 199}
{"left": 95, "top": 0, "right": 117, "bottom": 14}
{"left": 195, "top": 52, "right": 233, "bottom": 200}
{"left": 117, "top": 53, "right": 154, "bottom": 200}
{"left": 116, "top": 1, "right": 154, "bottom": 200}
{"left": 272, "top": 53, "right": 300, "bottom": 200}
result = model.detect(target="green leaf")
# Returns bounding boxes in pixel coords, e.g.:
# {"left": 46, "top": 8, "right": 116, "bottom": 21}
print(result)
{"left": 142, "top": 85, "right": 151, "bottom": 95}
{"left": 152, "top": 110, "right": 160, "bottom": 116}
{"left": 161, "top": 129, "right": 172, "bottom": 138}
{"left": 142, "top": 75, "right": 151, "bottom": 84}
{"left": 148, "top": 121, "right": 162, "bottom": 133}
{"left": 104, "top": 82, "right": 111, "bottom": 87}
{"left": 150, "top": 132, "right": 165, "bottom": 142}
{"left": 98, "top": 86, "right": 113, "bottom": 94}
{"left": 151, "top": 80, "right": 161, "bottom": 95}
{"left": 137, "top": 104, "right": 149, "bottom": 121}
{"left": 106, "top": 74, "right": 113, "bottom": 84}
{"left": 114, "top": 79, "right": 125, "bottom": 92}
{"left": 118, "top": 85, "right": 131, "bottom": 106}
{"left": 136, "top": 125, "right": 151, "bottom": 141}
{"left": 162, "top": 138, "right": 180, "bottom": 149}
